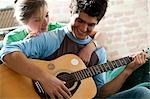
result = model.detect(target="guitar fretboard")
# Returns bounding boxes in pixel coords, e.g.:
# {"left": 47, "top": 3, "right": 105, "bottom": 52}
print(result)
{"left": 71, "top": 56, "right": 132, "bottom": 81}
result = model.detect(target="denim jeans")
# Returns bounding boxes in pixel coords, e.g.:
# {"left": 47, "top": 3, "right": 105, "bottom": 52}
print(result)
{"left": 107, "top": 86, "right": 150, "bottom": 99}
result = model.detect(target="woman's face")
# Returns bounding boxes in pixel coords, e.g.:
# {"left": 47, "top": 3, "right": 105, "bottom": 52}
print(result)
{"left": 25, "top": 7, "right": 49, "bottom": 33}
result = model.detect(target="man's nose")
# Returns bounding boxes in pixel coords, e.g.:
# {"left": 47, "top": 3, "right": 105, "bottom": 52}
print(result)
{"left": 81, "top": 23, "right": 88, "bottom": 32}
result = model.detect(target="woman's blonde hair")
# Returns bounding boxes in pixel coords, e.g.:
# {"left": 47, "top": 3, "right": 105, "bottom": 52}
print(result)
{"left": 14, "top": 0, "right": 48, "bottom": 24}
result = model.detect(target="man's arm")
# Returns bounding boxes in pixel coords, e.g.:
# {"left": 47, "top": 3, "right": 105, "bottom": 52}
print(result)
{"left": 3, "top": 51, "right": 71, "bottom": 98}
{"left": 98, "top": 52, "right": 147, "bottom": 98}
{"left": 1, "top": 32, "right": 71, "bottom": 98}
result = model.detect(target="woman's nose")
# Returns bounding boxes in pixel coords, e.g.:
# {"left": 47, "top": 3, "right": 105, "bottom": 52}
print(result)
{"left": 42, "top": 17, "right": 49, "bottom": 25}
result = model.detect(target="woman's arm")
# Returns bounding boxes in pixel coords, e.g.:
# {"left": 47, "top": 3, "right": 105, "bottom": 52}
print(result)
{"left": 78, "top": 32, "right": 106, "bottom": 65}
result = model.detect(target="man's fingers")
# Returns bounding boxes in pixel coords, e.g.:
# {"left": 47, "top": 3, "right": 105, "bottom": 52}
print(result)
{"left": 55, "top": 91, "right": 64, "bottom": 99}
{"left": 59, "top": 88, "right": 71, "bottom": 99}
{"left": 61, "top": 84, "right": 72, "bottom": 97}
{"left": 49, "top": 94, "right": 55, "bottom": 99}
{"left": 134, "top": 52, "right": 146, "bottom": 65}
{"left": 140, "top": 52, "right": 147, "bottom": 63}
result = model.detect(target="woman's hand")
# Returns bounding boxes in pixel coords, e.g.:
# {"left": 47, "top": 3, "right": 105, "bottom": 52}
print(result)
{"left": 78, "top": 42, "right": 96, "bottom": 65}
{"left": 25, "top": 32, "right": 40, "bottom": 39}
{"left": 79, "top": 32, "right": 106, "bottom": 65}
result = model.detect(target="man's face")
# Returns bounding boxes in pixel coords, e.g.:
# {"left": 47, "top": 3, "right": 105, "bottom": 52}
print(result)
{"left": 70, "top": 11, "right": 98, "bottom": 40}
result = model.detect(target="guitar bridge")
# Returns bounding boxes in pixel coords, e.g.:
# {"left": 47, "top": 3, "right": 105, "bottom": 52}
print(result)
{"left": 32, "top": 80, "right": 50, "bottom": 99}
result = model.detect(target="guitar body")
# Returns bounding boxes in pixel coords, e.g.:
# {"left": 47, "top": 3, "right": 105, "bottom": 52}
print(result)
{"left": 0, "top": 54, "right": 96, "bottom": 99}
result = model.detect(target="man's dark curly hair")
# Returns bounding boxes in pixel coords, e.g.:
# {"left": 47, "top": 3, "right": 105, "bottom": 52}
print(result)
{"left": 70, "top": 0, "right": 108, "bottom": 23}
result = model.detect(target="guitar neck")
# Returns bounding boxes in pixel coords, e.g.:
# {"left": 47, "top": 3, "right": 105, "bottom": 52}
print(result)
{"left": 71, "top": 56, "right": 132, "bottom": 81}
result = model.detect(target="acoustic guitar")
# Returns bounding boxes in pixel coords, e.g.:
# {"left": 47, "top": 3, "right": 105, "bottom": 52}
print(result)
{"left": 0, "top": 49, "right": 149, "bottom": 99}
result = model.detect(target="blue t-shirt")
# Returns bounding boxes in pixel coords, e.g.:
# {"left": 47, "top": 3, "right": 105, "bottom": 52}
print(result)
{"left": 0, "top": 26, "right": 107, "bottom": 96}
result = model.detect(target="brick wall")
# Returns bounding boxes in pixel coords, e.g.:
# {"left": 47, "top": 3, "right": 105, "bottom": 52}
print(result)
{"left": 97, "top": 0, "right": 150, "bottom": 60}
{"left": 0, "top": 0, "right": 149, "bottom": 61}
{"left": 48, "top": 0, "right": 150, "bottom": 60}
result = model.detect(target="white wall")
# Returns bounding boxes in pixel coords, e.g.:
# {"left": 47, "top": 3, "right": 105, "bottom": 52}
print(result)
{"left": 0, "top": 0, "right": 14, "bottom": 9}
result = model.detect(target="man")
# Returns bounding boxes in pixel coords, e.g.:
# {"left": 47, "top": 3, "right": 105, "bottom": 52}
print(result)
{"left": 0, "top": 0, "right": 149, "bottom": 99}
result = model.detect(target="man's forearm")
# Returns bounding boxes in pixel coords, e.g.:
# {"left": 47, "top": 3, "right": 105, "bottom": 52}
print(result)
{"left": 3, "top": 51, "right": 45, "bottom": 81}
{"left": 99, "top": 69, "right": 131, "bottom": 98}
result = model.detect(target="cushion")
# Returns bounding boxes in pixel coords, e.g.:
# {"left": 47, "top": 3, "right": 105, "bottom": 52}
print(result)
{"left": 120, "top": 59, "right": 150, "bottom": 91}
{"left": 106, "top": 59, "right": 150, "bottom": 91}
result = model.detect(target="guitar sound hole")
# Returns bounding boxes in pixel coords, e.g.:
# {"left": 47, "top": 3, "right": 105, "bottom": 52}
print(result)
{"left": 32, "top": 72, "right": 81, "bottom": 99}
{"left": 56, "top": 72, "right": 81, "bottom": 95}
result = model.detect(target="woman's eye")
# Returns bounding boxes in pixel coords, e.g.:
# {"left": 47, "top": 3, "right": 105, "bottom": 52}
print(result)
{"left": 45, "top": 12, "right": 49, "bottom": 18}
{"left": 34, "top": 19, "right": 41, "bottom": 22}
{"left": 46, "top": 14, "right": 49, "bottom": 17}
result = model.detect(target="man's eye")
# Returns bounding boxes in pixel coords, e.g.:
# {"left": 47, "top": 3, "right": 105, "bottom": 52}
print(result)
{"left": 88, "top": 24, "right": 96, "bottom": 27}
{"left": 77, "top": 19, "right": 84, "bottom": 23}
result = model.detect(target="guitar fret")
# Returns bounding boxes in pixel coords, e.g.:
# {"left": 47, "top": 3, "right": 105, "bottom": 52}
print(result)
{"left": 110, "top": 61, "right": 115, "bottom": 69}
{"left": 115, "top": 60, "right": 121, "bottom": 68}
{"left": 114, "top": 60, "right": 119, "bottom": 67}
{"left": 111, "top": 61, "right": 116, "bottom": 68}
{"left": 74, "top": 72, "right": 80, "bottom": 80}
{"left": 118, "top": 59, "right": 123, "bottom": 66}
{"left": 82, "top": 69, "right": 88, "bottom": 78}
{"left": 73, "top": 73, "right": 78, "bottom": 80}
{"left": 93, "top": 66, "right": 98, "bottom": 74}
{"left": 94, "top": 66, "right": 99, "bottom": 74}
{"left": 96, "top": 64, "right": 101, "bottom": 72}
{"left": 92, "top": 66, "right": 96, "bottom": 74}
{"left": 125, "top": 57, "right": 131, "bottom": 63}
{"left": 114, "top": 60, "right": 118, "bottom": 67}
{"left": 114, "top": 61, "right": 118, "bottom": 67}
{"left": 103, "top": 64, "right": 108, "bottom": 71}
{"left": 84, "top": 69, "right": 90, "bottom": 77}
{"left": 124, "top": 57, "right": 128, "bottom": 64}
{"left": 87, "top": 68, "right": 93, "bottom": 77}
{"left": 121, "top": 59, "right": 125, "bottom": 64}
{"left": 122, "top": 58, "right": 127, "bottom": 64}
{"left": 106, "top": 62, "right": 113, "bottom": 70}
{"left": 99, "top": 64, "right": 105, "bottom": 72}
{"left": 77, "top": 71, "right": 82, "bottom": 80}
{"left": 92, "top": 66, "right": 97, "bottom": 75}
{"left": 79, "top": 70, "right": 85, "bottom": 80}
{"left": 90, "top": 67, "right": 95, "bottom": 76}
{"left": 107, "top": 62, "right": 115, "bottom": 70}
{"left": 107, "top": 63, "right": 111, "bottom": 70}
{"left": 95, "top": 65, "right": 101, "bottom": 74}
{"left": 101, "top": 64, "right": 105, "bottom": 72}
